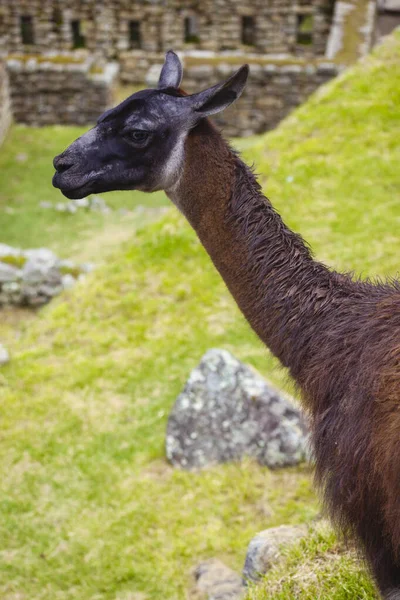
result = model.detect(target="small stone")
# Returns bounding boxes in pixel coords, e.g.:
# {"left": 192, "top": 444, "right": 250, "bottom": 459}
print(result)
{"left": 0, "top": 343, "right": 10, "bottom": 366}
{"left": 22, "top": 249, "right": 61, "bottom": 287}
{"left": 2, "top": 281, "right": 21, "bottom": 294}
{"left": 39, "top": 201, "right": 53, "bottom": 209}
{"left": 73, "top": 197, "right": 90, "bottom": 209}
{"left": 15, "top": 152, "right": 28, "bottom": 162}
{"left": 62, "top": 274, "right": 76, "bottom": 289}
{"left": 89, "top": 195, "right": 109, "bottom": 212}
{"left": 80, "top": 262, "right": 94, "bottom": 273}
{"left": 193, "top": 559, "right": 244, "bottom": 600}
{"left": 66, "top": 202, "right": 78, "bottom": 214}
{"left": 243, "top": 525, "right": 307, "bottom": 583}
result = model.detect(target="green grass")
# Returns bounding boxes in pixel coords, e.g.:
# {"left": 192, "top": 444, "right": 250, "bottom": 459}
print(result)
{"left": 0, "top": 125, "right": 167, "bottom": 257}
{"left": 1, "top": 30, "right": 400, "bottom": 600}
{"left": 247, "top": 521, "right": 378, "bottom": 600}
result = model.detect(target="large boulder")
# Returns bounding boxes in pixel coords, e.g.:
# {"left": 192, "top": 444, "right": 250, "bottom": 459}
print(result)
{"left": 243, "top": 525, "right": 307, "bottom": 583}
{"left": 166, "top": 349, "right": 308, "bottom": 470}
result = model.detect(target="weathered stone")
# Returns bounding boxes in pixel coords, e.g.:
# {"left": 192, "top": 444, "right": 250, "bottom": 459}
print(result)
{"left": 193, "top": 559, "right": 244, "bottom": 600}
{"left": 61, "top": 274, "right": 76, "bottom": 289}
{"left": 0, "top": 244, "right": 21, "bottom": 259}
{"left": 166, "top": 349, "right": 308, "bottom": 470}
{"left": 0, "top": 244, "right": 88, "bottom": 308}
{"left": 0, "top": 343, "right": 10, "bottom": 366}
{"left": 5, "top": 55, "right": 119, "bottom": 127}
{"left": 0, "top": 262, "right": 19, "bottom": 283}
{"left": 243, "top": 525, "right": 307, "bottom": 583}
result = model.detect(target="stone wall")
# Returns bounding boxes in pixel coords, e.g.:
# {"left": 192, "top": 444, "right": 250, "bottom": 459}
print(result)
{"left": 0, "top": 59, "right": 12, "bottom": 145}
{"left": 4, "top": 51, "right": 337, "bottom": 136}
{"left": 0, "top": 0, "right": 335, "bottom": 58}
{"left": 6, "top": 54, "right": 119, "bottom": 126}
{"left": 376, "top": 0, "right": 400, "bottom": 40}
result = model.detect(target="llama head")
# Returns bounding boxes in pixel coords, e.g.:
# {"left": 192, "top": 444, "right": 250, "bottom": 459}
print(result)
{"left": 52, "top": 51, "right": 249, "bottom": 199}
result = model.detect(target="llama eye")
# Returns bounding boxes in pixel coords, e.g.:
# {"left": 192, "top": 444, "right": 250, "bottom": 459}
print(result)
{"left": 129, "top": 130, "right": 150, "bottom": 144}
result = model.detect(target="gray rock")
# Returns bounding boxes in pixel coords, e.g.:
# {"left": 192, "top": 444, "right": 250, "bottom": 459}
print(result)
{"left": 0, "top": 343, "right": 10, "bottom": 366}
{"left": 39, "top": 201, "right": 53, "bottom": 209}
{"left": 194, "top": 559, "right": 244, "bottom": 600}
{"left": 0, "top": 245, "right": 89, "bottom": 308}
{"left": 24, "top": 248, "right": 58, "bottom": 265}
{"left": 22, "top": 249, "right": 60, "bottom": 286}
{"left": 166, "top": 349, "right": 308, "bottom": 470}
{"left": 38, "top": 283, "right": 64, "bottom": 298}
{"left": 0, "top": 244, "right": 21, "bottom": 259}
{"left": 66, "top": 202, "right": 78, "bottom": 214}
{"left": 73, "top": 197, "right": 90, "bottom": 209}
{"left": 243, "top": 525, "right": 307, "bottom": 583}
{"left": 80, "top": 262, "right": 94, "bottom": 273}
{"left": 2, "top": 281, "right": 21, "bottom": 294}
{"left": 90, "top": 195, "right": 110, "bottom": 213}
{"left": 0, "top": 262, "right": 19, "bottom": 283}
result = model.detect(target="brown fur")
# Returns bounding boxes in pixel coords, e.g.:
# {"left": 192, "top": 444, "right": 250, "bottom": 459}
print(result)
{"left": 168, "top": 119, "right": 400, "bottom": 598}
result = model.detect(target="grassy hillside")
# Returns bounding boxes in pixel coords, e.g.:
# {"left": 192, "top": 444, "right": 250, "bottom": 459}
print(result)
{"left": 1, "top": 31, "right": 400, "bottom": 600}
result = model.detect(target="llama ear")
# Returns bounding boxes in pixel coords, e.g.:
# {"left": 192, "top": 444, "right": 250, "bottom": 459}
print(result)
{"left": 186, "top": 65, "right": 249, "bottom": 118}
{"left": 158, "top": 50, "right": 183, "bottom": 89}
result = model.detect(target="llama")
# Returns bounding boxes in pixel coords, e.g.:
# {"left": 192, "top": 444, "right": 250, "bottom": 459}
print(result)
{"left": 53, "top": 51, "right": 400, "bottom": 598}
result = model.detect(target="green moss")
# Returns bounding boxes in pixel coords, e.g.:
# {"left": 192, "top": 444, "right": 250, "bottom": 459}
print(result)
{"left": 185, "top": 55, "right": 318, "bottom": 67}
{"left": 58, "top": 265, "right": 82, "bottom": 278}
{"left": 7, "top": 54, "right": 86, "bottom": 65}
{"left": 0, "top": 254, "right": 25, "bottom": 268}
{"left": 89, "top": 65, "right": 105, "bottom": 75}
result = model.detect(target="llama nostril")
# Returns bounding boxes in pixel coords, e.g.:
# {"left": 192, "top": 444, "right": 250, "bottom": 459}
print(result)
{"left": 53, "top": 155, "right": 75, "bottom": 174}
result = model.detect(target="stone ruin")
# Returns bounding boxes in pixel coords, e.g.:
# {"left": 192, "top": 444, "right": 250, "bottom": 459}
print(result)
{"left": 0, "top": 0, "right": 397, "bottom": 137}
{"left": 0, "top": 0, "right": 335, "bottom": 58}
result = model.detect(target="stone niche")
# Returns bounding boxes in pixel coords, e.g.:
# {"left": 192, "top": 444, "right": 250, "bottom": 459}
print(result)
{"left": 6, "top": 54, "right": 119, "bottom": 126}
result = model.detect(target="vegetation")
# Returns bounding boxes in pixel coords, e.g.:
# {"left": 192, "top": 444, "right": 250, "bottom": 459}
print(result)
{"left": 0, "top": 29, "right": 399, "bottom": 600}
{"left": 0, "top": 125, "right": 166, "bottom": 256}
{"left": 247, "top": 521, "right": 378, "bottom": 600}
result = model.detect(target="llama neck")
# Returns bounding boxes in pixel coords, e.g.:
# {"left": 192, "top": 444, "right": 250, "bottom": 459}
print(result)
{"left": 167, "top": 122, "right": 340, "bottom": 380}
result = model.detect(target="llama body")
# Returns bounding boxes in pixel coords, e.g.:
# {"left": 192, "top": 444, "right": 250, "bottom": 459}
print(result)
{"left": 53, "top": 52, "right": 400, "bottom": 598}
